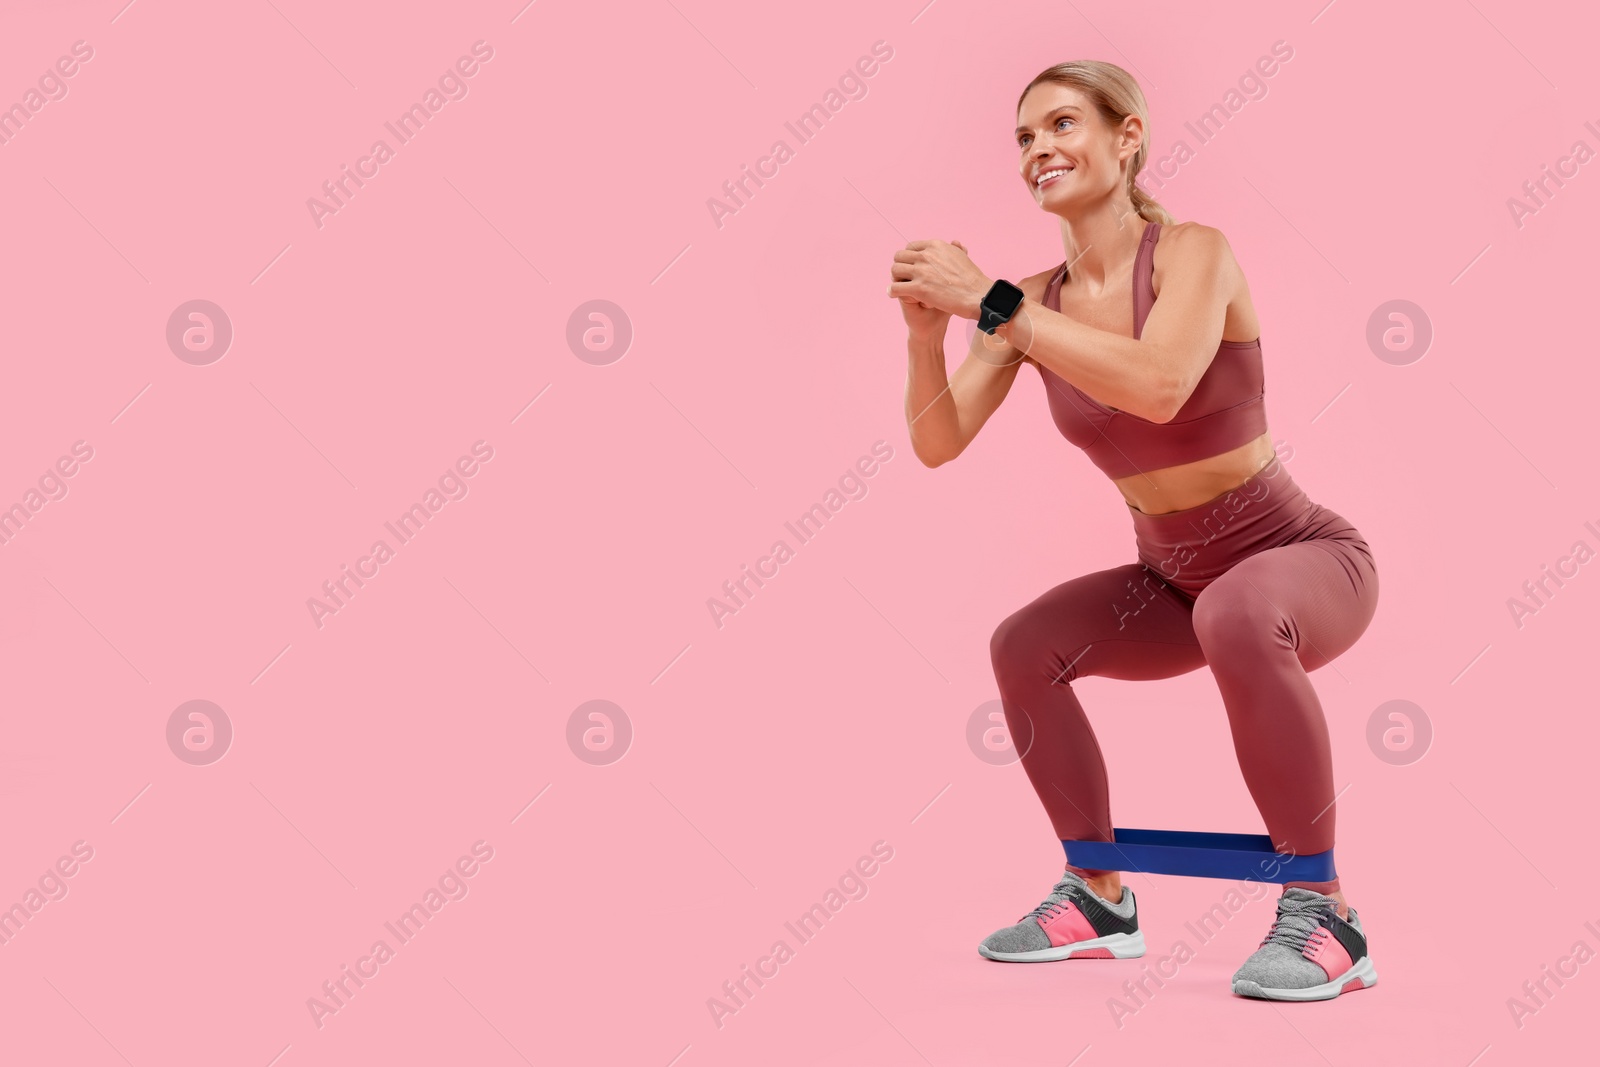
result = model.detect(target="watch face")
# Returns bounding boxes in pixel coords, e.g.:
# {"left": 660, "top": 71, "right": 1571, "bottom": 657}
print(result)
{"left": 986, "top": 280, "right": 1025, "bottom": 319}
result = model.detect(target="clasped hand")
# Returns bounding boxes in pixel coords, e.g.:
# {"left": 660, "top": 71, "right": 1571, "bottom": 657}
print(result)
{"left": 887, "top": 239, "right": 993, "bottom": 320}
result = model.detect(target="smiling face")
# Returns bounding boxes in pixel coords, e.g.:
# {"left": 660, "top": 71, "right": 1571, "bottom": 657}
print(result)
{"left": 1015, "top": 82, "right": 1141, "bottom": 213}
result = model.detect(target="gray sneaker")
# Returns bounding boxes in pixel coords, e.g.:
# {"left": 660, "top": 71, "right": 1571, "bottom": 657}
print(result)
{"left": 1231, "top": 887, "right": 1378, "bottom": 1000}
{"left": 978, "top": 870, "right": 1144, "bottom": 962}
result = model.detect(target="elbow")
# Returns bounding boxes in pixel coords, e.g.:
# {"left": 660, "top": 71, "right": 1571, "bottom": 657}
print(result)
{"left": 912, "top": 440, "right": 955, "bottom": 468}
{"left": 1147, "top": 376, "right": 1192, "bottom": 424}
{"left": 909, "top": 430, "right": 959, "bottom": 467}
{"left": 1145, "top": 402, "right": 1178, "bottom": 425}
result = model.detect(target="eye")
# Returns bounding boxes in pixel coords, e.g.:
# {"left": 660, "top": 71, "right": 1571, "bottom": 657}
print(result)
{"left": 1019, "top": 116, "right": 1074, "bottom": 148}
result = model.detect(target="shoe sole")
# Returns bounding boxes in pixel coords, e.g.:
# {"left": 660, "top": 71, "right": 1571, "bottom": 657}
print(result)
{"left": 978, "top": 929, "right": 1145, "bottom": 962}
{"left": 1232, "top": 956, "right": 1378, "bottom": 1000}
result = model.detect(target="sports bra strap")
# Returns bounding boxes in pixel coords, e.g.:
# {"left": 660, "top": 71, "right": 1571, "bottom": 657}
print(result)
{"left": 1042, "top": 221, "right": 1161, "bottom": 340}
{"left": 1132, "top": 221, "right": 1161, "bottom": 340}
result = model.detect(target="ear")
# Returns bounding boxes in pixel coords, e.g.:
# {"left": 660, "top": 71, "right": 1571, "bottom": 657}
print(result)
{"left": 1119, "top": 115, "right": 1145, "bottom": 161}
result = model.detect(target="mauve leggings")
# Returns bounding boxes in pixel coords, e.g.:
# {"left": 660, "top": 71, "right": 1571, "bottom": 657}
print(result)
{"left": 989, "top": 455, "right": 1378, "bottom": 895}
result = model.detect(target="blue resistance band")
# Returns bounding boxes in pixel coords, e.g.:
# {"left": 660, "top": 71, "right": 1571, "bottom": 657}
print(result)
{"left": 1062, "top": 828, "right": 1336, "bottom": 884}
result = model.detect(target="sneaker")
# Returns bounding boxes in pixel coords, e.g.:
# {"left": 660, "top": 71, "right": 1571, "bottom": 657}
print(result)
{"left": 978, "top": 870, "right": 1145, "bottom": 962}
{"left": 1231, "top": 887, "right": 1378, "bottom": 1000}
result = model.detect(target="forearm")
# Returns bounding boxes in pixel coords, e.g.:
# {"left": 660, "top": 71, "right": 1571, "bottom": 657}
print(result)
{"left": 1005, "top": 297, "right": 1178, "bottom": 422}
{"left": 905, "top": 335, "right": 961, "bottom": 466}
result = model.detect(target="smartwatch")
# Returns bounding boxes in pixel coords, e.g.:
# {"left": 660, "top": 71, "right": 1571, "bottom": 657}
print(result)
{"left": 977, "top": 279, "right": 1025, "bottom": 334}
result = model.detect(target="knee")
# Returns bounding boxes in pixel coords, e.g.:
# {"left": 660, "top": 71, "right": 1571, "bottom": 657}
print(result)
{"left": 1192, "top": 583, "right": 1287, "bottom": 654}
{"left": 991, "top": 605, "right": 1090, "bottom": 686}
{"left": 990, "top": 605, "right": 1056, "bottom": 682}
{"left": 989, "top": 609, "right": 1034, "bottom": 677}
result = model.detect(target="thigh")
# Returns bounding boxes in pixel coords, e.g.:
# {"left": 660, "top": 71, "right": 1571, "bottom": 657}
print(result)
{"left": 1192, "top": 537, "right": 1379, "bottom": 670}
{"left": 991, "top": 562, "right": 1206, "bottom": 684}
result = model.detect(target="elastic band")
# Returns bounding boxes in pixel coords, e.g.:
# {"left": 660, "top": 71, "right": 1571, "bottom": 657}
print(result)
{"left": 1062, "top": 827, "right": 1335, "bottom": 884}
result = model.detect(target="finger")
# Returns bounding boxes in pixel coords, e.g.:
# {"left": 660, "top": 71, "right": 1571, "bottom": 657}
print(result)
{"left": 904, "top": 239, "right": 940, "bottom": 251}
{"left": 951, "top": 240, "right": 967, "bottom": 252}
{"left": 890, "top": 262, "right": 916, "bottom": 281}
{"left": 892, "top": 249, "right": 924, "bottom": 263}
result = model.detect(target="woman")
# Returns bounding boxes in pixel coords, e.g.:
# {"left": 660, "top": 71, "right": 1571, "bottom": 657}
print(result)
{"left": 887, "top": 60, "right": 1379, "bottom": 1001}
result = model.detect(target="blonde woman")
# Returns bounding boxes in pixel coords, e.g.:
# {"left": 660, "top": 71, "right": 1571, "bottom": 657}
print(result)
{"left": 888, "top": 60, "right": 1379, "bottom": 1001}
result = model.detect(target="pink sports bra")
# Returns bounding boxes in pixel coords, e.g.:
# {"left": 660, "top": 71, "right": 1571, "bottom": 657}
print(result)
{"left": 1037, "top": 221, "right": 1267, "bottom": 480}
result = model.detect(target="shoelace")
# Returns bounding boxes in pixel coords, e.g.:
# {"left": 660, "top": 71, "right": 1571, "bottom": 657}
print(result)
{"left": 1021, "top": 877, "right": 1086, "bottom": 924}
{"left": 1259, "top": 896, "right": 1337, "bottom": 952}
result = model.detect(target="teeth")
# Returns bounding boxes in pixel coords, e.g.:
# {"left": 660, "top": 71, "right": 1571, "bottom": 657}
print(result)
{"left": 1036, "top": 167, "right": 1072, "bottom": 185}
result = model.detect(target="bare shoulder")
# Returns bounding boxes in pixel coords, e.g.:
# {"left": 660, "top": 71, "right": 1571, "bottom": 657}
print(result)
{"left": 1017, "top": 263, "right": 1061, "bottom": 304}
{"left": 1157, "top": 220, "right": 1241, "bottom": 275}
{"left": 1151, "top": 220, "right": 1246, "bottom": 305}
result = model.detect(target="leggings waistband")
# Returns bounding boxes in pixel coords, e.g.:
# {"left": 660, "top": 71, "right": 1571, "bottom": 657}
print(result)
{"left": 1127, "top": 454, "right": 1321, "bottom": 597}
{"left": 1126, "top": 453, "right": 1304, "bottom": 535}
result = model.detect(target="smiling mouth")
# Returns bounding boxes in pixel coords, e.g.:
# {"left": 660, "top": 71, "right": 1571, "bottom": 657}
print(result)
{"left": 1035, "top": 166, "right": 1074, "bottom": 188}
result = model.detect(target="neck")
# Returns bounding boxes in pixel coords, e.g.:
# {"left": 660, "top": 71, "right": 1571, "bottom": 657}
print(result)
{"left": 1056, "top": 201, "right": 1146, "bottom": 289}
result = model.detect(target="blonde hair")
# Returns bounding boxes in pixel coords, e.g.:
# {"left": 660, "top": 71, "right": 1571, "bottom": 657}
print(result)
{"left": 1017, "top": 60, "right": 1174, "bottom": 225}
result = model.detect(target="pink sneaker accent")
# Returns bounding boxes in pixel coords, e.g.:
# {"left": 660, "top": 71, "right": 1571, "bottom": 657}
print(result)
{"left": 1070, "top": 948, "right": 1115, "bottom": 958}
{"left": 1302, "top": 924, "right": 1355, "bottom": 981}
{"left": 1037, "top": 901, "right": 1100, "bottom": 948}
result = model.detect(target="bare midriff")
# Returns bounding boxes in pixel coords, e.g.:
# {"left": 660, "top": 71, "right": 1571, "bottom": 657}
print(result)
{"left": 1115, "top": 429, "right": 1277, "bottom": 516}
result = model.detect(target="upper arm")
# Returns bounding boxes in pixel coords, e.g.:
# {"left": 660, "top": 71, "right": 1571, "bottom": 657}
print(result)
{"left": 1139, "top": 223, "right": 1240, "bottom": 421}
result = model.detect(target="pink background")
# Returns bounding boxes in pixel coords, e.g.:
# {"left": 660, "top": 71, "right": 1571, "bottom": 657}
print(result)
{"left": 1, "top": 0, "right": 1596, "bottom": 1063}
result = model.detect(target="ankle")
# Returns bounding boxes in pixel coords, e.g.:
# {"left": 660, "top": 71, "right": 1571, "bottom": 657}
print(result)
{"left": 1280, "top": 883, "right": 1344, "bottom": 921}
{"left": 1065, "top": 865, "right": 1125, "bottom": 905}
{"left": 1286, "top": 887, "right": 1348, "bottom": 921}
